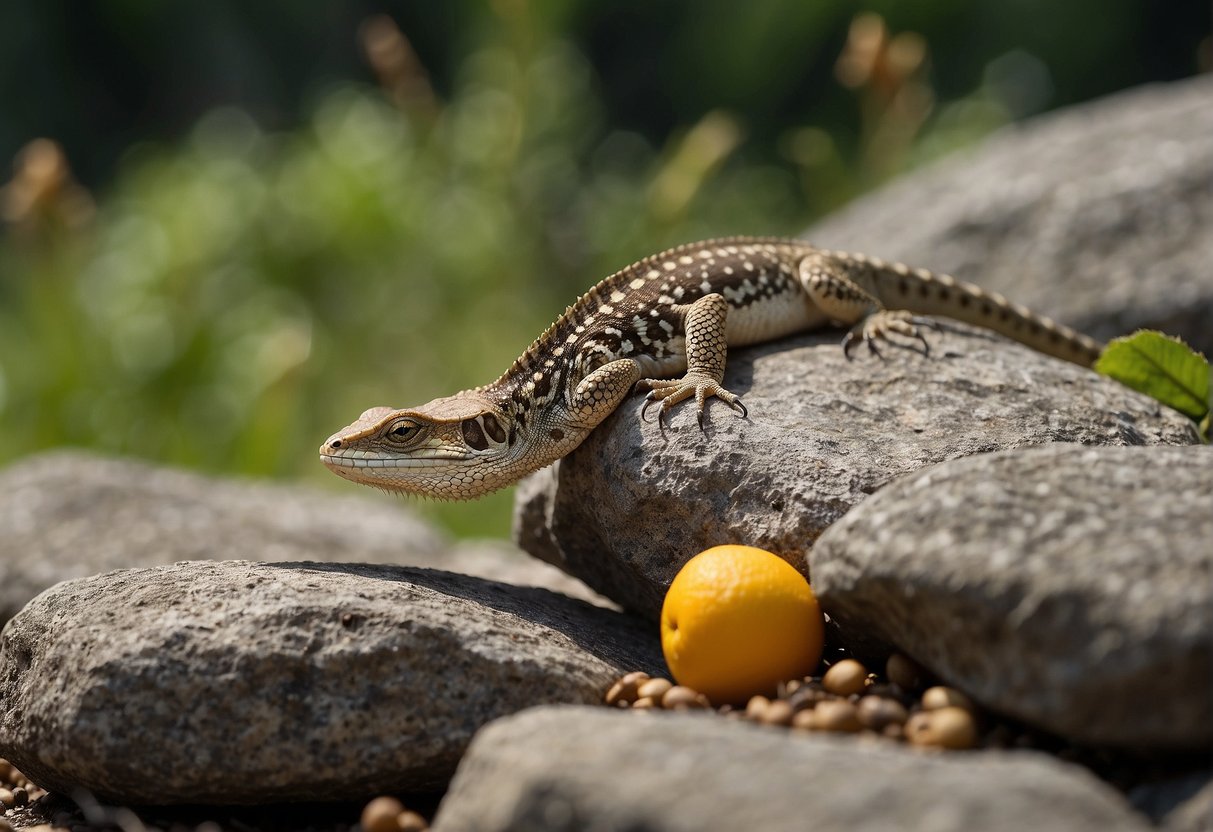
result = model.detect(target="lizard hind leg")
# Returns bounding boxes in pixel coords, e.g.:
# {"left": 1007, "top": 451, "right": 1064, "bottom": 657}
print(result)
{"left": 842, "top": 309, "right": 938, "bottom": 359}
{"left": 635, "top": 292, "right": 748, "bottom": 431}
{"left": 798, "top": 252, "right": 936, "bottom": 360}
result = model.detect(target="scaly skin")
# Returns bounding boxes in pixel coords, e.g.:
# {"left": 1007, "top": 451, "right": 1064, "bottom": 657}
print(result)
{"left": 320, "top": 237, "right": 1102, "bottom": 499}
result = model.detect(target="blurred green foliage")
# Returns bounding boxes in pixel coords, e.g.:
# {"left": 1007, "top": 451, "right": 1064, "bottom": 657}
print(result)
{"left": 0, "top": 3, "right": 1208, "bottom": 537}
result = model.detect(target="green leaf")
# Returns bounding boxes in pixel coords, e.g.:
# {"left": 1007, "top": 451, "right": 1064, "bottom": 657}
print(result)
{"left": 1095, "top": 331, "right": 1210, "bottom": 422}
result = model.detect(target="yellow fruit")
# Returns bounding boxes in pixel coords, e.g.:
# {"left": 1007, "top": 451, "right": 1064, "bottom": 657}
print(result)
{"left": 660, "top": 545, "right": 824, "bottom": 704}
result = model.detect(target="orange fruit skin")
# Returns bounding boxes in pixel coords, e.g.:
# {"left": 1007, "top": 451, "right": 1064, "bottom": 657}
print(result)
{"left": 660, "top": 545, "right": 824, "bottom": 705}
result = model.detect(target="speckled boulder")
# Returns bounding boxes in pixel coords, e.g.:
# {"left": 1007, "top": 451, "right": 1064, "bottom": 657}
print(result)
{"left": 0, "top": 561, "right": 665, "bottom": 804}
{"left": 432, "top": 706, "right": 1150, "bottom": 832}
{"left": 514, "top": 326, "right": 1199, "bottom": 618}
{"left": 810, "top": 444, "right": 1213, "bottom": 749}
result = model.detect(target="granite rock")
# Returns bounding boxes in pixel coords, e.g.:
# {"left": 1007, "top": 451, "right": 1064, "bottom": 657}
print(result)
{"left": 514, "top": 328, "right": 1198, "bottom": 618}
{"left": 432, "top": 706, "right": 1150, "bottom": 832}
{"left": 806, "top": 76, "right": 1213, "bottom": 357}
{"left": 810, "top": 444, "right": 1213, "bottom": 749}
{"left": 0, "top": 561, "right": 665, "bottom": 803}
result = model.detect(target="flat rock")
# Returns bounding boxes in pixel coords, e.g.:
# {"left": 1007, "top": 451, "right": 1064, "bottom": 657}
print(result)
{"left": 514, "top": 328, "right": 1198, "bottom": 617}
{"left": 806, "top": 75, "right": 1213, "bottom": 357}
{"left": 0, "top": 450, "right": 608, "bottom": 622}
{"left": 431, "top": 706, "right": 1150, "bottom": 832}
{"left": 810, "top": 444, "right": 1213, "bottom": 749}
{"left": 0, "top": 560, "right": 666, "bottom": 804}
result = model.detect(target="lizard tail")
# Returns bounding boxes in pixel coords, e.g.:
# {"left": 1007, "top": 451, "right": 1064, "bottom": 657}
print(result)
{"left": 867, "top": 262, "right": 1104, "bottom": 368}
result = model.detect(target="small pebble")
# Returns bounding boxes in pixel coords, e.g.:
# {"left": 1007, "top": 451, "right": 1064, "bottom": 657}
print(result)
{"left": 886, "top": 653, "right": 926, "bottom": 691}
{"left": 631, "top": 696, "right": 659, "bottom": 709}
{"left": 921, "top": 686, "right": 975, "bottom": 713}
{"left": 636, "top": 678, "right": 673, "bottom": 701}
{"left": 0, "top": 791, "right": 12, "bottom": 810}
{"left": 745, "top": 695, "right": 771, "bottom": 721}
{"left": 361, "top": 796, "right": 405, "bottom": 832}
{"left": 822, "top": 659, "right": 868, "bottom": 697}
{"left": 857, "top": 696, "right": 908, "bottom": 731}
{"left": 759, "top": 699, "right": 795, "bottom": 726}
{"left": 810, "top": 700, "right": 862, "bottom": 732}
{"left": 662, "top": 686, "right": 709, "bottom": 710}
{"left": 906, "top": 706, "right": 978, "bottom": 749}
{"left": 398, "top": 809, "right": 429, "bottom": 831}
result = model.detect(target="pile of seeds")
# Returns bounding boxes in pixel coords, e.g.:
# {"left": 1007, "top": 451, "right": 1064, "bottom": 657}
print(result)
{"left": 0, "top": 758, "right": 47, "bottom": 832}
{"left": 605, "top": 653, "right": 982, "bottom": 750}
{"left": 360, "top": 796, "right": 429, "bottom": 832}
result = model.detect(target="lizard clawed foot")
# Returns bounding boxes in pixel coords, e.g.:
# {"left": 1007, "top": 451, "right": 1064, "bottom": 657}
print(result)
{"left": 637, "top": 373, "right": 747, "bottom": 433}
{"left": 842, "top": 310, "right": 938, "bottom": 360}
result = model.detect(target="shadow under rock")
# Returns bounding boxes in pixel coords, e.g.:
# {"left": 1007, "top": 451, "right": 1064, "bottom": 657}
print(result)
{"left": 260, "top": 561, "right": 668, "bottom": 677}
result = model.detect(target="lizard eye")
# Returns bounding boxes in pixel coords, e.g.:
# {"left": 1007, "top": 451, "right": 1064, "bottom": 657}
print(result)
{"left": 384, "top": 420, "right": 420, "bottom": 444}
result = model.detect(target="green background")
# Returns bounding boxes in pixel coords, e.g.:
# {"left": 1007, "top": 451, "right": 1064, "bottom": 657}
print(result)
{"left": 1, "top": 1, "right": 1207, "bottom": 536}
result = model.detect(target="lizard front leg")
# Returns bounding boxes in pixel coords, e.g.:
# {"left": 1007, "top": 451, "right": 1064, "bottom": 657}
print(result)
{"left": 568, "top": 357, "right": 643, "bottom": 427}
{"left": 799, "top": 252, "right": 934, "bottom": 357}
{"left": 635, "top": 292, "right": 747, "bottom": 429}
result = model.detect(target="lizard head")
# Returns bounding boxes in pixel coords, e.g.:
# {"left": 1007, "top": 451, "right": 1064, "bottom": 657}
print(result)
{"left": 319, "top": 391, "right": 524, "bottom": 500}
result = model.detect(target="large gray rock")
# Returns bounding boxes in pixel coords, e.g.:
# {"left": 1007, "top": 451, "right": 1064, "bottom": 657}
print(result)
{"left": 807, "top": 76, "right": 1213, "bottom": 357}
{"left": 432, "top": 706, "right": 1150, "bottom": 832}
{"left": 514, "top": 327, "right": 1199, "bottom": 617}
{"left": 0, "top": 561, "right": 665, "bottom": 804}
{"left": 0, "top": 450, "right": 608, "bottom": 621}
{"left": 810, "top": 444, "right": 1213, "bottom": 749}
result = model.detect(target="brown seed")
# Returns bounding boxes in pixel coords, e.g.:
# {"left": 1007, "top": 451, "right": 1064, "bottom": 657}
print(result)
{"left": 745, "top": 695, "right": 771, "bottom": 721}
{"left": 882, "top": 722, "right": 905, "bottom": 741}
{"left": 886, "top": 653, "right": 926, "bottom": 691}
{"left": 637, "top": 678, "right": 673, "bottom": 701}
{"left": 604, "top": 681, "right": 632, "bottom": 706}
{"left": 822, "top": 659, "right": 868, "bottom": 697}
{"left": 810, "top": 699, "right": 862, "bottom": 732}
{"left": 605, "top": 671, "right": 650, "bottom": 705}
{"left": 791, "top": 709, "right": 816, "bottom": 730}
{"left": 631, "top": 696, "right": 659, "bottom": 709}
{"left": 362, "top": 797, "right": 405, "bottom": 832}
{"left": 0, "top": 791, "right": 12, "bottom": 810}
{"left": 921, "top": 686, "right": 975, "bottom": 713}
{"left": 906, "top": 706, "right": 978, "bottom": 749}
{"left": 397, "top": 809, "right": 429, "bottom": 831}
{"left": 662, "top": 686, "right": 709, "bottom": 710}
{"left": 621, "top": 670, "right": 650, "bottom": 686}
{"left": 9, "top": 789, "right": 25, "bottom": 809}
{"left": 760, "top": 699, "right": 795, "bottom": 726}
{"left": 778, "top": 679, "right": 802, "bottom": 697}
{"left": 857, "top": 696, "right": 909, "bottom": 731}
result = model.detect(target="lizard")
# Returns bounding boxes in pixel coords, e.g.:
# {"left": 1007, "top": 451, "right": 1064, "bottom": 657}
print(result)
{"left": 320, "top": 237, "right": 1103, "bottom": 499}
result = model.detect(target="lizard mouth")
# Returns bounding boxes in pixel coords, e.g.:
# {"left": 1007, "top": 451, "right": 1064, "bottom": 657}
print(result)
{"left": 318, "top": 448, "right": 472, "bottom": 469}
